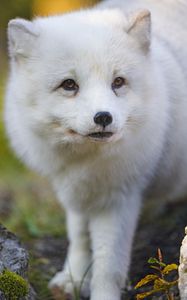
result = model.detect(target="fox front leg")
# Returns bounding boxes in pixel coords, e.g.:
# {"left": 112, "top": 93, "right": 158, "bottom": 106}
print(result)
{"left": 89, "top": 191, "right": 141, "bottom": 300}
{"left": 50, "top": 210, "right": 92, "bottom": 298}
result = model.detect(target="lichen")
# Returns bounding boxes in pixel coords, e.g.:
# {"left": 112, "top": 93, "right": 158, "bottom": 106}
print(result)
{"left": 0, "top": 269, "right": 29, "bottom": 300}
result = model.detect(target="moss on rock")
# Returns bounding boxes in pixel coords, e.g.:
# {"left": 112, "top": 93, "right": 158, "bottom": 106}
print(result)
{"left": 0, "top": 269, "right": 29, "bottom": 300}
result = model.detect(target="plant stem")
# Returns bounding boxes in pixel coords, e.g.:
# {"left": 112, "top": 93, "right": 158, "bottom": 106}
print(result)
{"left": 165, "top": 290, "right": 174, "bottom": 300}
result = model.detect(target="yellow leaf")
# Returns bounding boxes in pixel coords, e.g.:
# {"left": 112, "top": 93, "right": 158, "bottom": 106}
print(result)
{"left": 169, "top": 280, "right": 178, "bottom": 287}
{"left": 162, "top": 264, "right": 178, "bottom": 275}
{"left": 136, "top": 290, "right": 156, "bottom": 299}
{"left": 153, "top": 278, "right": 169, "bottom": 290}
{"left": 135, "top": 275, "right": 158, "bottom": 289}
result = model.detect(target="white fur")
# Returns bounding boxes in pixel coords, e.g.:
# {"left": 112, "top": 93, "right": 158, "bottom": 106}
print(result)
{"left": 5, "top": 1, "right": 187, "bottom": 299}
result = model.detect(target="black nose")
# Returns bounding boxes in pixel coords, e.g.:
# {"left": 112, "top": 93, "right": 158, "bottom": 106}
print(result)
{"left": 94, "top": 111, "right": 113, "bottom": 127}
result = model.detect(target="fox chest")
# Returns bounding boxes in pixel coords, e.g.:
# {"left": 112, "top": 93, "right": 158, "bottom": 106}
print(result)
{"left": 52, "top": 160, "right": 128, "bottom": 211}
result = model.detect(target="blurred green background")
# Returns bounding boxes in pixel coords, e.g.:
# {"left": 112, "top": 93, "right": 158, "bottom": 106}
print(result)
{"left": 0, "top": 0, "right": 99, "bottom": 241}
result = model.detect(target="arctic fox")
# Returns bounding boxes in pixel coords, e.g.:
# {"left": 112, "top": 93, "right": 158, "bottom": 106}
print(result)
{"left": 5, "top": 0, "right": 187, "bottom": 299}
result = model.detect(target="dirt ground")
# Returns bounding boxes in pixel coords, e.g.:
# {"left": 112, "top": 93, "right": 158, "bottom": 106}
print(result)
{"left": 24, "top": 198, "right": 187, "bottom": 300}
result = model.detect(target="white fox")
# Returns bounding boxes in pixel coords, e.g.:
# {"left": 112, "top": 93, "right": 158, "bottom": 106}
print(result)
{"left": 5, "top": 0, "right": 187, "bottom": 299}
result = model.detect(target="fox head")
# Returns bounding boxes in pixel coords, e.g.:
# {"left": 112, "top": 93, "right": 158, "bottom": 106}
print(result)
{"left": 5, "top": 8, "right": 164, "bottom": 173}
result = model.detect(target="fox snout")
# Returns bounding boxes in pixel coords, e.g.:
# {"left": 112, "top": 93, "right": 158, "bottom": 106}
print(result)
{"left": 93, "top": 111, "right": 113, "bottom": 128}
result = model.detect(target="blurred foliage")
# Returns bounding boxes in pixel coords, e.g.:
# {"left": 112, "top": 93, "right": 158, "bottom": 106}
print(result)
{"left": 33, "top": 0, "right": 100, "bottom": 15}
{"left": 28, "top": 256, "right": 54, "bottom": 300}
{"left": 0, "top": 73, "right": 23, "bottom": 174}
{"left": 0, "top": 0, "right": 33, "bottom": 52}
{"left": 0, "top": 0, "right": 33, "bottom": 29}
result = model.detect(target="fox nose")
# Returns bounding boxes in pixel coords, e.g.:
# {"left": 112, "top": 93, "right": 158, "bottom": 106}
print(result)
{"left": 94, "top": 111, "right": 113, "bottom": 127}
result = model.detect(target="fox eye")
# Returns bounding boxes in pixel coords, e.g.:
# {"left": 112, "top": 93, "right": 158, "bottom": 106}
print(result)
{"left": 112, "top": 77, "right": 126, "bottom": 90}
{"left": 60, "top": 79, "right": 79, "bottom": 92}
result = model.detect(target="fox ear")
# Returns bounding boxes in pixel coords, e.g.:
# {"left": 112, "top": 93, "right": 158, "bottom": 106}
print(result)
{"left": 8, "top": 19, "right": 38, "bottom": 60}
{"left": 127, "top": 10, "right": 151, "bottom": 52}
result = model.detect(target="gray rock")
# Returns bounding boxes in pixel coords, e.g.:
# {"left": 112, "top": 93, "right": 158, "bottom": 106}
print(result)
{"left": 0, "top": 224, "right": 36, "bottom": 300}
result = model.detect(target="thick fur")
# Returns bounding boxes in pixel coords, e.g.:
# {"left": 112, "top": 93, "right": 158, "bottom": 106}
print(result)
{"left": 5, "top": 0, "right": 187, "bottom": 299}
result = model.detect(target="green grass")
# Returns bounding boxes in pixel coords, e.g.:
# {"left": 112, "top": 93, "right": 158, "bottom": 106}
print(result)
{"left": 28, "top": 256, "right": 55, "bottom": 300}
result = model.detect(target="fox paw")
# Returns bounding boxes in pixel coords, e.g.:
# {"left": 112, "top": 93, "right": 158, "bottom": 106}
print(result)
{"left": 49, "top": 271, "right": 90, "bottom": 299}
